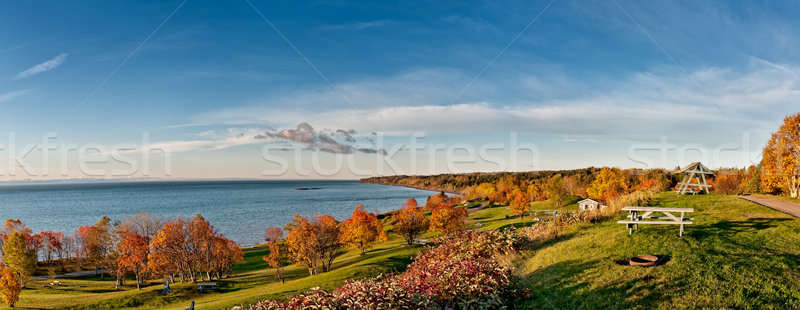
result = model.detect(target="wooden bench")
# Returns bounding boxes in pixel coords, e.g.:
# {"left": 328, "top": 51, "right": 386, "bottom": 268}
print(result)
{"left": 197, "top": 282, "right": 217, "bottom": 291}
{"left": 618, "top": 206, "right": 693, "bottom": 237}
{"left": 412, "top": 238, "right": 428, "bottom": 245}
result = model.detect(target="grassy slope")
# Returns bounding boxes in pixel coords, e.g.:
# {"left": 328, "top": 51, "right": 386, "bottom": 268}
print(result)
{"left": 5, "top": 205, "right": 535, "bottom": 310}
{"left": 520, "top": 193, "right": 800, "bottom": 309}
{"left": 10, "top": 193, "right": 798, "bottom": 309}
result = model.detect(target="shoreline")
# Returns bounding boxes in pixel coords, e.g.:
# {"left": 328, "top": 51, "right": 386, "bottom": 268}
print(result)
{"left": 362, "top": 181, "right": 462, "bottom": 195}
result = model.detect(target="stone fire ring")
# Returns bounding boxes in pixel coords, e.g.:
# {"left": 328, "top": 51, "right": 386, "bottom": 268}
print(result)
{"left": 628, "top": 255, "right": 659, "bottom": 267}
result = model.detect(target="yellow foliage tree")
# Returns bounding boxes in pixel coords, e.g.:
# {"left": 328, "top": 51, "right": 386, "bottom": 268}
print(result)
{"left": 587, "top": 167, "right": 628, "bottom": 203}
{"left": 761, "top": 113, "right": 800, "bottom": 198}
{"left": 2, "top": 232, "right": 36, "bottom": 288}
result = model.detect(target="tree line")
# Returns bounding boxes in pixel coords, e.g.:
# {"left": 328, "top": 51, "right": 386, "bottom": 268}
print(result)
{"left": 0, "top": 214, "right": 242, "bottom": 307}
{"left": 263, "top": 197, "right": 466, "bottom": 280}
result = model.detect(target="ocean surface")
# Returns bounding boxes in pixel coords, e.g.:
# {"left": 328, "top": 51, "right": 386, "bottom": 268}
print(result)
{"left": 0, "top": 180, "right": 436, "bottom": 246}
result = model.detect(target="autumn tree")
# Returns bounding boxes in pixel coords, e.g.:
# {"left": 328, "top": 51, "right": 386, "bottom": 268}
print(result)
{"left": 123, "top": 212, "right": 164, "bottom": 238}
{"left": 424, "top": 191, "right": 450, "bottom": 210}
{"left": 546, "top": 174, "right": 568, "bottom": 207}
{"left": 509, "top": 190, "right": 531, "bottom": 217}
{"left": 208, "top": 236, "right": 242, "bottom": 279}
{"left": 527, "top": 183, "right": 547, "bottom": 201}
{"left": 0, "top": 266, "right": 20, "bottom": 307}
{"left": 761, "top": 113, "right": 800, "bottom": 198}
{"left": 563, "top": 175, "right": 586, "bottom": 196}
{"left": 430, "top": 203, "right": 467, "bottom": 234}
{"left": 39, "top": 231, "right": 64, "bottom": 265}
{"left": 263, "top": 227, "right": 285, "bottom": 283}
{"left": 340, "top": 205, "right": 385, "bottom": 255}
{"left": 285, "top": 215, "right": 320, "bottom": 275}
{"left": 117, "top": 227, "right": 150, "bottom": 289}
{"left": 472, "top": 183, "right": 497, "bottom": 200}
{"left": 393, "top": 198, "right": 429, "bottom": 245}
{"left": 0, "top": 219, "right": 32, "bottom": 259}
{"left": 148, "top": 218, "right": 193, "bottom": 282}
{"left": 191, "top": 214, "right": 217, "bottom": 281}
{"left": 587, "top": 167, "right": 629, "bottom": 203}
{"left": 76, "top": 216, "right": 115, "bottom": 278}
{"left": 714, "top": 171, "right": 745, "bottom": 195}
{"left": 315, "top": 215, "right": 342, "bottom": 272}
{"left": 2, "top": 232, "right": 36, "bottom": 287}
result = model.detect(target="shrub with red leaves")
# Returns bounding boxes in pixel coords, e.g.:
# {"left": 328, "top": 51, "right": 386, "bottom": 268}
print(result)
{"left": 245, "top": 230, "right": 524, "bottom": 310}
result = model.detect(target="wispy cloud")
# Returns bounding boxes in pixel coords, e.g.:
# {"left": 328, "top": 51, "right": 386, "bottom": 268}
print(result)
{"left": 321, "top": 19, "right": 394, "bottom": 31}
{"left": 14, "top": 53, "right": 68, "bottom": 80}
{"left": 186, "top": 62, "right": 800, "bottom": 142}
{"left": 0, "top": 89, "right": 31, "bottom": 103}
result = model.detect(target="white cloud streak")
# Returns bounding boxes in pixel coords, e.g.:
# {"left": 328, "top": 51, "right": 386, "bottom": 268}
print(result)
{"left": 0, "top": 89, "right": 31, "bottom": 103}
{"left": 186, "top": 61, "right": 800, "bottom": 142}
{"left": 14, "top": 53, "right": 68, "bottom": 80}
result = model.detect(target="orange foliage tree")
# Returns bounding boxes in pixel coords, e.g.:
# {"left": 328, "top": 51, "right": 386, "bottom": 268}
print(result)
{"left": 285, "top": 215, "right": 321, "bottom": 275}
{"left": 148, "top": 215, "right": 241, "bottom": 283}
{"left": 0, "top": 266, "right": 20, "bottom": 307}
{"left": 430, "top": 204, "right": 467, "bottom": 234}
{"left": 424, "top": 191, "right": 450, "bottom": 210}
{"left": 509, "top": 191, "right": 530, "bottom": 217}
{"left": 117, "top": 227, "right": 149, "bottom": 289}
{"left": 761, "top": 113, "right": 800, "bottom": 198}
{"left": 148, "top": 219, "right": 192, "bottom": 282}
{"left": 263, "top": 227, "right": 285, "bottom": 283}
{"left": 714, "top": 172, "right": 745, "bottom": 195}
{"left": 587, "top": 167, "right": 629, "bottom": 203}
{"left": 340, "top": 205, "right": 386, "bottom": 255}
{"left": 393, "top": 198, "right": 429, "bottom": 245}
{"left": 315, "top": 215, "right": 342, "bottom": 272}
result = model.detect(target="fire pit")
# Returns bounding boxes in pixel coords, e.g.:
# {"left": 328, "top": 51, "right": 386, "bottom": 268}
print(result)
{"left": 616, "top": 255, "right": 665, "bottom": 267}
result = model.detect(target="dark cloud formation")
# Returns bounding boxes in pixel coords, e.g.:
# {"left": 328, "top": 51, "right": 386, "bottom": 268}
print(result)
{"left": 257, "top": 122, "right": 385, "bottom": 155}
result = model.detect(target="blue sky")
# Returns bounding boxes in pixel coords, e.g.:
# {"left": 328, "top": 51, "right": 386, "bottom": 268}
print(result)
{"left": 1, "top": 0, "right": 799, "bottom": 179}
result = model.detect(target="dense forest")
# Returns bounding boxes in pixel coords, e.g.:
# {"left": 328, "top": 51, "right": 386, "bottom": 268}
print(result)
{"left": 361, "top": 168, "right": 677, "bottom": 194}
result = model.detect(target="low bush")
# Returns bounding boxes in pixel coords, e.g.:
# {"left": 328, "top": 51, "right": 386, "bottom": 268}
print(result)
{"left": 245, "top": 230, "right": 524, "bottom": 310}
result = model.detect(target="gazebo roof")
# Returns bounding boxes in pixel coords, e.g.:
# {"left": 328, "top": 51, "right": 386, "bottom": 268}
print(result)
{"left": 676, "top": 162, "right": 715, "bottom": 175}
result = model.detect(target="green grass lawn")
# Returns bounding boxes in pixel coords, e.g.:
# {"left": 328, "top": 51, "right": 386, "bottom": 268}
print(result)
{"left": 520, "top": 192, "right": 800, "bottom": 309}
{"left": 8, "top": 193, "right": 798, "bottom": 309}
{"left": 4, "top": 205, "right": 532, "bottom": 310}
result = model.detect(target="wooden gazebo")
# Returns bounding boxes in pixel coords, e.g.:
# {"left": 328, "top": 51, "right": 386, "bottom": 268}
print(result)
{"left": 675, "top": 162, "right": 714, "bottom": 195}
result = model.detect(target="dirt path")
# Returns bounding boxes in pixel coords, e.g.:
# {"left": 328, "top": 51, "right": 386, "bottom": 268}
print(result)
{"left": 738, "top": 195, "right": 800, "bottom": 218}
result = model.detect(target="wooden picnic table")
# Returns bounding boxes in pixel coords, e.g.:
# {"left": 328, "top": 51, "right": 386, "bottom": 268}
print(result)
{"left": 618, "top": 206, "right": 693, "bottom": 237}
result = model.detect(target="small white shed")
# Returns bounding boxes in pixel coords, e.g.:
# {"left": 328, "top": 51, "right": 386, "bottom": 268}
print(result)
{"left": 578, "top": 198, "right": 605, "bottom": 211}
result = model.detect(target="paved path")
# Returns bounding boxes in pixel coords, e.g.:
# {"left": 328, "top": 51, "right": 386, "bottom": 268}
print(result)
{"left": 738, "top": 195, "right": 800, "bottom": 218}
{"left": 33, "top": 269, "right": 109, "bottom": 279}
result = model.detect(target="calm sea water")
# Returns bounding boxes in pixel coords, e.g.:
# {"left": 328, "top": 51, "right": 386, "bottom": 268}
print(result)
{"left": 0, "top": 180, "right": 436, "bottom": 246}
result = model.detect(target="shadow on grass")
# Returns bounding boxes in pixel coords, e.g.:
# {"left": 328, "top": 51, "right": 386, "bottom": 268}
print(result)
{"left": 522, "top": 259, "right": 680, "bottom": 309}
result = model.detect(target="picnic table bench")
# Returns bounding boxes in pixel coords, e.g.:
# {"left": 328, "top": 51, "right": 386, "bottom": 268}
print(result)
{"left": 617, "top": 206, "right": 693, "bottom": 237}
